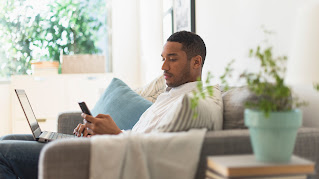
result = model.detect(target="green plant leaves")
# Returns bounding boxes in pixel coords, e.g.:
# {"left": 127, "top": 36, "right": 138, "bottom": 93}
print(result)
{"left": 240, "top": 35, "right": 307, "bottom": 117}
{"left": 190, "top": 59, "right": 234, "bottom": 119}
{"left": 220, "top": 59, "right": 235, "bottom": 92}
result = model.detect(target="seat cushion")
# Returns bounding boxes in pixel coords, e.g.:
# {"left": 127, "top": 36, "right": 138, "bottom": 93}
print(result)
{"left": 91, "top": 78, "right": 153, "bottom": 130}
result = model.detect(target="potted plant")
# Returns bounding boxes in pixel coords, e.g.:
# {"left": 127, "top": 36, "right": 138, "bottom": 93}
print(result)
{"left": 191, "top": 30, "right": 308, "bottom": 163}
{"left": 240, "top": 32, "right": 308, "bottom": 163}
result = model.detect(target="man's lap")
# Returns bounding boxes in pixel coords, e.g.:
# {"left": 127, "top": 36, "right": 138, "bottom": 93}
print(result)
{"left": 0, "top": 134, "right": 34, "bottom": 141}
{"left": 0, "top": 134, "right": 46, "bottom": 179}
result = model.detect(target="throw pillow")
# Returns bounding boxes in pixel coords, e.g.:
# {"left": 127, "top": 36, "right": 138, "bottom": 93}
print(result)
{"left": 91, "top": 78, "right": 153, "bottom": 130}
{"left": 222, "top": 86, "right": 257, "bottom": 130}
{"left": 134, "top": 75, "right": 166, "bottom": 103}
{"left": 154, "top": 85, "right": 223, "bottom": 132}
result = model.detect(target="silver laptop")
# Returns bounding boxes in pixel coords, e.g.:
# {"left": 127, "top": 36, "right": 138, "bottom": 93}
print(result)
{"left": 15, "top": 89, "right": 76, "bottom": 142}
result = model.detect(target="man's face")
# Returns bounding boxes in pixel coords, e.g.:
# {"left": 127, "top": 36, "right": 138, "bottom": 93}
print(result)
{"left": 161, "top": 42, "right": 191, "bottom": 87}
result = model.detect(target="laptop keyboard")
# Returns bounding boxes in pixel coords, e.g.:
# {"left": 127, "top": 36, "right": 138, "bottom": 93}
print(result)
{"left": 42, "top": 131, "right": 75, "bottom": 140}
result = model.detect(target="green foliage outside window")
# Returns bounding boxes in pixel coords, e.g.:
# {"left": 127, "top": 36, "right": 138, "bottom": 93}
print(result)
{"left": 0, "top": 0, "right": 106, "bottom": 78}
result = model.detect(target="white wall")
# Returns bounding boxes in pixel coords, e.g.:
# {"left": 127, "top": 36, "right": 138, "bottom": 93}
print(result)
{"left": 111, "top": 0, "right": 141, "bottom": 88}
{"left": 292, "top": 85, "right": 319, "bottom": 127}
{"left": 111, "top": 0, "right": 164, "bottom": 87}
{"left": 196, "top": 0, "right": 313, "bottom": 83}
{"left": 0, "top": 83, "right": 11, "bottom": 135}
{"left": 139, "top": 0, "right": 164, "bottom": 85}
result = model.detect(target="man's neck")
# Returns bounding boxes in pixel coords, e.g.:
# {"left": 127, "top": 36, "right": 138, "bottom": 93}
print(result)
{"left": 166, "top": 81, "right": 198, "bottom": 92}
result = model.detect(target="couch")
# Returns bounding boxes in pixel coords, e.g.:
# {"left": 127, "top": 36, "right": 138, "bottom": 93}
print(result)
{"left": 38, "top": 87, "right": 319, "bottom": 179}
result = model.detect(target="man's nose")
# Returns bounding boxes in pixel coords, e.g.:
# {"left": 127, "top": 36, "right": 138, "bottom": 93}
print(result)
{"left": 162, "top": 59, "right": 169, "bottom": 71}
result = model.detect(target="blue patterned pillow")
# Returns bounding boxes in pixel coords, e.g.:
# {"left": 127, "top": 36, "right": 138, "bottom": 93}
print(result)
{"left": 91, "top": 78, "right": 153, "bottom": 130}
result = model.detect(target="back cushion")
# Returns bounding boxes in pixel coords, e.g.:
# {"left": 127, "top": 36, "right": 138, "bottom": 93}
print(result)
{"left": 91, "top": 78, "right": 153, "bottom": 130}
{"left": 134, "top": 75, "right": 166, "bottom": 103}
{"left": 154, "top": 85, "right": 223, "bottom": 132}
{"left": 222, "top": 86, "right": 257, "bottom": 130}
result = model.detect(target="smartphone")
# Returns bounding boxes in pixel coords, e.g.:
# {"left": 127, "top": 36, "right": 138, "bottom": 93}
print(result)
{"left": 78, "top": 102, "right": 92, "bottom": 123}
{"left": 78, "top": 101, "right": 92, "bottom": 131}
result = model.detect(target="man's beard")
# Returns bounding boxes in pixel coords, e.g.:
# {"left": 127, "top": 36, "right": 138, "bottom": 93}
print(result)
{"left": 165, "top": 65, "right": 191, "bottom": 87}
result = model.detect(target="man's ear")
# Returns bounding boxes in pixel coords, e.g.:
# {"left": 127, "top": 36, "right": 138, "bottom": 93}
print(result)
{"left": 192, "top": 55, "right": 202, "bottom": 69}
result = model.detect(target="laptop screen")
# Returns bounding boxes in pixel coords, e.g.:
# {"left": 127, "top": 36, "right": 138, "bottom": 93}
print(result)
{"left": 15, "top": 89, "right": 42, "bottom": 139}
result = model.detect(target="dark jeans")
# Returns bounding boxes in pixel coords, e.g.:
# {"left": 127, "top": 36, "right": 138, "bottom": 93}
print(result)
{"left": 0, "top": 134, "right": 45, "bottom": 179}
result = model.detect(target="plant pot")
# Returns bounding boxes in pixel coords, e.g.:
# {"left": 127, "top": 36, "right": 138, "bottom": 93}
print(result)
{"left": 244, "top": 109, "right": 302, "bottom": 163}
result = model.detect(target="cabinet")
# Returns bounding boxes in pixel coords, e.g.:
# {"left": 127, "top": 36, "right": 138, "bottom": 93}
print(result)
{"left": 11, "top": 73, "right": 114, "bottom": 134}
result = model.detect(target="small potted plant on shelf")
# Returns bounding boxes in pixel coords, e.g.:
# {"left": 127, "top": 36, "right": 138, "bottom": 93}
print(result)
{"left": 241, "top": 31, "right": 307, "bottom": 163}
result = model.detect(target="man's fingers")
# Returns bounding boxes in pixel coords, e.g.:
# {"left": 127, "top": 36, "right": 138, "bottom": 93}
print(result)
{"left": 84, "top": 122, "right": 94, "bottom": 131}
{"left": 83, "top": 128, "right": 95, "bottom": 137}
{"left": 83, "top": 128, "right": 89, "bottom": 137}
{"left": 77, "top": 124, "right": 86, "bottom": 137}
{"left": 87, "top": 128, "right": 95, "bottom": 135}
{"left": 73, "top": 123, "right": 82, "bottom": 134}
{"left": 95, "top": 114, "right": 110, "bottom": 119}
{"left": 81, "top": 113, "right": 96, "bottom": 123}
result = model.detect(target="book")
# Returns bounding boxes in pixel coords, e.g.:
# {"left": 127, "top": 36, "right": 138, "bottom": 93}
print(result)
{"left": 207, "top": 154, "right": 314, "bottom": 178}
{"left": 206, "top": 167, "right": 308, "bottom": 179}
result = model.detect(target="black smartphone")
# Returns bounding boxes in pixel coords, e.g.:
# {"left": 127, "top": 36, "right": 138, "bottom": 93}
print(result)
{"left": 78, "top": 101, "right": 92, "bottom": 116}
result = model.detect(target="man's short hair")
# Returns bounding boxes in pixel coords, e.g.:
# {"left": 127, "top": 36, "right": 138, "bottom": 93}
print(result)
{"left": 167, "top": 31, "right": 206, "bottom": 66}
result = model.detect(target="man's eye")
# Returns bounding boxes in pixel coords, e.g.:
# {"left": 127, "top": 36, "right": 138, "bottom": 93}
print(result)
{"left": 170, "top": 59, "right": 176, "bottom": 62}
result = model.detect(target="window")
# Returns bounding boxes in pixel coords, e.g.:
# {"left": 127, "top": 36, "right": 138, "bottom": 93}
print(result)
{"left": 0, "top": 0, "right": 110, "bottom": 79}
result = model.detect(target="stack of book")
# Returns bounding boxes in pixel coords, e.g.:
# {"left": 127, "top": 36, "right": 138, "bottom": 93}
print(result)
{"left": 206, "top": 154, "right": 315, "bottom": 179}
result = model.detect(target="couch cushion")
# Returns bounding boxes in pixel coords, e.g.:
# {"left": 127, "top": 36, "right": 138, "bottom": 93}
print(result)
{"left": 222, "top": 86, "right": 257, "bottom": 130}
{"left": 134, "top": 75, "right": 166, "bottom": 103}
{"left": 154, "top": 85, "right": 223, "bottom": 132}
{"left": 91, "top": 78, "right": 153, "bottom": 130}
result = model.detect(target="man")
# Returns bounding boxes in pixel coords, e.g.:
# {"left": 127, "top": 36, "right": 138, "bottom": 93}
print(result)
{"left": 0, "top": 31, "right": 206, "bottom": 179}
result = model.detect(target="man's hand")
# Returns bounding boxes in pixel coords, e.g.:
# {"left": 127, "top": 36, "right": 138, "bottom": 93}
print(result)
{"left": 82, "top": 113, "right": 122, "bottom": 135}
{"left": 73, "top": 122, "right": 92, "bottom": 137}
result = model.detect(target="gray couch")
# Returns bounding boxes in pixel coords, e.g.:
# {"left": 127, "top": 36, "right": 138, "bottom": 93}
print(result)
{"left": 38, "top": 87, "right": 319, "bottom": 179}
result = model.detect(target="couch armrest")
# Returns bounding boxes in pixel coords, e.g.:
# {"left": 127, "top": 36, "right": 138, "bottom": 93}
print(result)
{"left": 195, "top": 129, "right": 252, "bottom": 179}
{"left": 57, "top": 111, "right": 82, "bottom": 134}
{"left": 294, "top": 127, "right": 319, "bottom": 178}
{"left": 38, "top": 138, "right": 91, "bottom": 179}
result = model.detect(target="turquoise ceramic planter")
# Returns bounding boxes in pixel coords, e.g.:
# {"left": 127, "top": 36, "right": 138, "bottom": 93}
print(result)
{"left": 244, "top": 109, "right": 302, "bottom": 163}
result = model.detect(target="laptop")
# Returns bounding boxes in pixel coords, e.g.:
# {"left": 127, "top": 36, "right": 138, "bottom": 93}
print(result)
{"left": 15, "top": 89, "right": 76, "bottom": 142}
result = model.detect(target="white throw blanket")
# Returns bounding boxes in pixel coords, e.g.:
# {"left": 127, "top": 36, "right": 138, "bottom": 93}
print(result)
{"left": 90, "top": 129, "right": 207, "bottom": 179}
